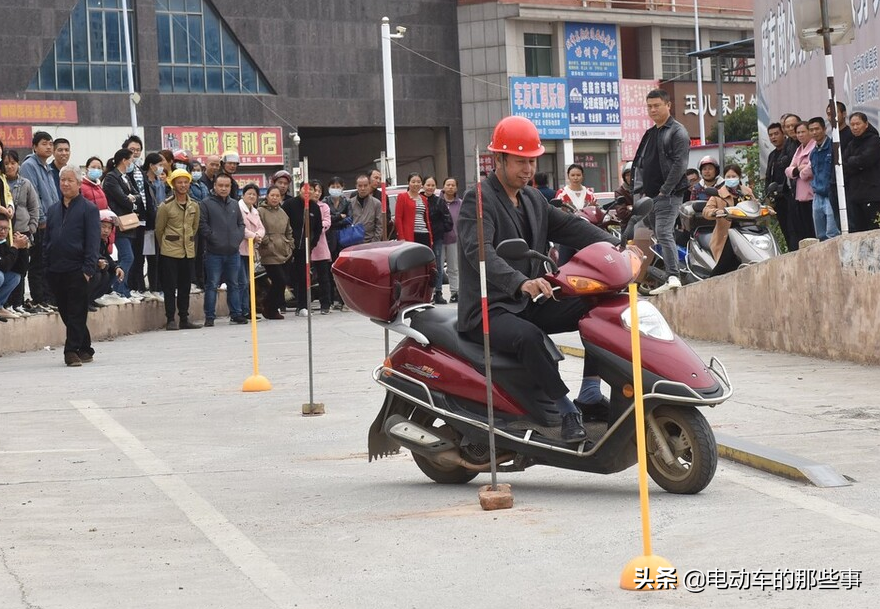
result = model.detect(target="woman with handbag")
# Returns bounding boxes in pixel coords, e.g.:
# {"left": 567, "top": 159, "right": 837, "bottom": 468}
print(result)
{"left": 257, "top": 186, "right": 293, "bottom": 320}
{"left": 102, "top": 148, "right": 144, "bottom": 300}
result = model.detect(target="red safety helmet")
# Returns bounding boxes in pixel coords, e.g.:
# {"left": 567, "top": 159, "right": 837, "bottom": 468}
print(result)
{"left": 487, "top": 116, "right": 545, "bottom": 157}
{"left": 172, "top": 149, "right": 190, "bottom": 162}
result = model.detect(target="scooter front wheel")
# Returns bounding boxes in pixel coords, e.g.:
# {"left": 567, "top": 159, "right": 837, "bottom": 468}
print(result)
{"left": 645, "top": 405, "right": 717, "bottom": 494}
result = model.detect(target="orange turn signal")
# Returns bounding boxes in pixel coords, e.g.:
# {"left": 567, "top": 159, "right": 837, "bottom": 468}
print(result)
{"left": 727, "top": 208, "right": 747, "bottom": 217}
{"left": 567, "top": 276, "right": 608, "bottom": 293}
{"left": 623, "top": 384, "right": 635, "bottom": 398}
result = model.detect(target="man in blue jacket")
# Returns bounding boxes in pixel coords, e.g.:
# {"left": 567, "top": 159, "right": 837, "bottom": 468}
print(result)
{"left": 807, "top": 117, "right": 841, "bottom": 240}
{"left": 45, "top": 166, "right": 100, "bottom": 366}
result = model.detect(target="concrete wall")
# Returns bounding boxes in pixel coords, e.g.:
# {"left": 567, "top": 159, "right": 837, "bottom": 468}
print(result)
{"left": 653, "top": 233, "right": 880, "bottom": 366}
{"left": 0, "top": 295, "right": 227, "bottom": 357}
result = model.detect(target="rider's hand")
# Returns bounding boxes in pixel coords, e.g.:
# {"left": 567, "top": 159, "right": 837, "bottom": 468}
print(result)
{"left": 625, "top": 244, "right": 644, "bottom": 260}
{"left": 520, "top": 278, "right": 553, "bottom": 300}
{"left": 715, "top": 210, "right": 726, "bottom": 218}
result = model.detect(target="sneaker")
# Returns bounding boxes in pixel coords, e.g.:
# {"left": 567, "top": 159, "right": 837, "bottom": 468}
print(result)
{"left": 64, "top": 352, "right": 82, "bottom": 367}
{"left": 204, "top": 318, "right": 214, "bottom": 327}
{"left": 77, "top": 351, "right": 94, "bottom": 363}
{"left": 178, "top": 319, "right": 202, "bottom": 329}
{"left": 449, "top": 293, "right": 458, "bottom": 303}
{"left": 0, "top": 307, "right": 21, "bottom": 319}
{"left": 339, "top": 304, "right": 350, "bottom": 312}
{"left": 13, "top": 306, "right": 32, "bottom": 317}
{"left": 88, "top": 303, "right": 98, "bottom": 312}
{"left": 190, "top": 284, "right": 204, "bottom": 294}
{"left": 648, "top": 274, "right": 682, "bottom": 296}
{"left": 560, "top": 412, "right": 588, "bottom": 443}
{"left": 150, "top": 292, "right": 165, "bottom": 302}
{"left": 333, "top": 302, "right": 344, "bottom": 311}
{"left": 166, "top": 320, "right": 179, "bottom": 331}
{"left": 219, "top": 283, "right": 227, "bottom": 291}
{"left": 230, "top": 316, "right": 248, "bottom": 324}
{"left": 297, "top": 308, "right": 309, "bottom": 317}
{"left": 102, "top": 293, "right": 131, "bottom": 305}
{"left": 320, "top": 308, "right": 330, "bottom": 315}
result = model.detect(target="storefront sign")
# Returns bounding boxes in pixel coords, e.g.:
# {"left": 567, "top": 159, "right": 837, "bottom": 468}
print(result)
{"left": 619, "top": 79, "right": 659, "bottom": 161}
{"left": 478, "top": 154, "right": 495, "bottom": 177}
{"left": 565, "top": 22, "right": 621, "bottom": 140}
{"left": 0, "top": 125, "right": 34, "bottom": 148}
{"left": 509, "top": 77, "right": 570, "bottom": 139}
{"left": 160, "top": 126, "right": 283, "bottom": 165}
{"left": 0, "top": 100, "right": 78, "bottom": 124}
{"left": 234, "top": 173, "right": 268, "bottom": 189}
{"left": 660, "top": 82, "right": 757, "bottom": 139}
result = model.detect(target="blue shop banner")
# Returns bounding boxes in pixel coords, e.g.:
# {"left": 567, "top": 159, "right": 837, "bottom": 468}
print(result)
{"left": 509, "top": 77, "right": 570, "bottom": 140}
{"left": 564, "top": 22, "right": 622, "bottom": 139}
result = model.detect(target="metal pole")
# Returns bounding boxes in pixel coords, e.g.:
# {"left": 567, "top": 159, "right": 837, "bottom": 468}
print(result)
{"left": 120, "top": 0, "right": 138, "bottom": 134}
{"left": 475, "top": 148, "right": 498, "bottom": 491}
{"left": 694, "top": 0, "right": 706, "bottom": 145}
{"left": 303, "top": 157, "right": 315, "bottom": 406}
{"left": 821, "top": 0, "right": 849, "bottom": 234}
{"left": 381, "top": 17, "right": 399, "bottom": 187}
{"left": 380, "top": 169, "right": 390, "bottom": 357}
{"left": 715, "top": 58, "right": 725, "bottom": 166}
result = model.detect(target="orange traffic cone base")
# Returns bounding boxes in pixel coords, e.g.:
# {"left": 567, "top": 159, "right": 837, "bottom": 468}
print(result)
{"left": 242, "top": 375, "right": 272, "bottom": 392}
{"left": 620, "top": 554, "right": 677, "bottom": 591}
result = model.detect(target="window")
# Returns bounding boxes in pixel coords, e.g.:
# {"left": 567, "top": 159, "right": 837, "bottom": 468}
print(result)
{"left": 155, "top": 0, "right": 274, "bottom": 94}
{"left": 29, "top": 0, "right": 137, "bottom": 92}
{"left": 524, "top": 33, "right": 552, "bottom": 77}
{"left": 660, "top": 39, "right": 696, "bottom": 81}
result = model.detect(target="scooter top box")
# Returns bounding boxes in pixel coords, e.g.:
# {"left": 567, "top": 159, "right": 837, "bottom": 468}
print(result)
{"left": 331, "top": 240, "right": 436, "bottom": 322}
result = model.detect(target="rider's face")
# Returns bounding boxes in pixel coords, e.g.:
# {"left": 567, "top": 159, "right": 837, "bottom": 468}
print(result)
{"left": 497, "top": 154, "right": 536, "bottom": 191}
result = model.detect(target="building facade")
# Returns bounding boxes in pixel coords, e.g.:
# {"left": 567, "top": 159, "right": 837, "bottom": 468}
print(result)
{"left": 0, "top": 0, "right": 465, "bottom": 188}
{"left": 457, "top": 0, "right": 754, "bottom": 190}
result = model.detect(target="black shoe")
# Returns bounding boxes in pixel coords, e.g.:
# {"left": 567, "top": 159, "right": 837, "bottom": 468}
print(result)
{"left": 64, "top": 352, "right": 82, "bottom": 367}
{"left": 574, "top": 398, "right": 611, "bottom": 423}
{"left": 88, "top": 302, "right": 99, "bottom": 312}
{"left": 230, "top": 316, "right": 248, "bottom": 324}
{"left": 178, "top": 319, "right": 202, "bottom": 329}
{"left": 449, "top": 293, "right": 458, "bottom": 303}
{"left": 561, "top": 412, "right": 588, "bottom": 443}
{"left": 77, "top": 350, "right": 94, "bottom": 363}
{"left": 204, "top": 318, "right": 214, "bottom": 327}
{"left": 166, "top": 320, "right": 179, "bottom": 331}
{"left": 433, "top": 292, "right": 448, "bottom": 305}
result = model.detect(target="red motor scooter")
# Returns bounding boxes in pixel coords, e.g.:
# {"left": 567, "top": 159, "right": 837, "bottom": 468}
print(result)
{"left": 331, "top": 220, "right": 732, "bottom": 494}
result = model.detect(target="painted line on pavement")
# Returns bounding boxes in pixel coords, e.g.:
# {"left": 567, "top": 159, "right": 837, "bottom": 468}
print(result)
{"left": 71, "top": 399, "right": 316, "bottom": 609}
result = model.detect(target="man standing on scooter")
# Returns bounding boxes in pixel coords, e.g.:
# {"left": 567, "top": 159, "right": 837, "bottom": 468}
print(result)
{"left": 631, "top": 89, "right": 691, "bottom": 295}
{"left": 457, "top": 116, "right": 620, "bottom": 443}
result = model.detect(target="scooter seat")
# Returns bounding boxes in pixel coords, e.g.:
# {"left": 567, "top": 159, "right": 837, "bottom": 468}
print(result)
{"left": 694, "top": 227, "right": 713, "bottom": 252}
{"left": 410, "top": 307, "right": 565, "bottom": 371}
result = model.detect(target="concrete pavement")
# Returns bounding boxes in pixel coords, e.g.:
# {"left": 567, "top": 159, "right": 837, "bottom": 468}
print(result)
{"left": 1, "top": 309, "right": 878, "bottom": 608}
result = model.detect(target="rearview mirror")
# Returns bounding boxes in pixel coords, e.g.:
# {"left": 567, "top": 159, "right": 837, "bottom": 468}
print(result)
{"left": 495, "top": 238, "right": 530, "bottom": 260}
{"left": 704, "top": 187, "right": 720, "bottom": 197}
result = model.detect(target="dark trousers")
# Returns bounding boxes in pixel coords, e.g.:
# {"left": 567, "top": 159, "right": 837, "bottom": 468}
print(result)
{"left": 263, "top": 264, "right": 287, "bottom": 313}
{"left": 88, "top": 269, "right": 112, "bottom": 302}
{"left": 791, "top": 200, "right": 816, "bottom": 245}
{"left": 29, "top": 227, "right": 53, "bottom": 305}
{"left": 161, "top": 255, "right": 192, "bottom": 321}
{"left": 466, "top": 297, "right": 590, "bottom": 400}
{"left": 8, "top": 247, "right": 30, "bottom": 307}
{"left": 292, "top": 249, "right": 309, "bottom": 310}
{"left": 710, "top": 239, "right": 741, "bottom": 277}
{"left": 193, "top": 234, "right": 206, "bottom": 288}
{"left": 129, "top": 226, "right": 147, "bottom": 292}
{"left": 48, "top": 270, "right": 92, "bottom": 355}
{"left": 848, "top": 200, "right": 879, "bottom": 233}
{"left": 313, "top": 259, "right": 332, "bottom": 309}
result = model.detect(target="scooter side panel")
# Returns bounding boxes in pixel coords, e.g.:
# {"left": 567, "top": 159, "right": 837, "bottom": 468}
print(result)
{"left": 579, "top": 296, "right": 718, "bottom": 388}
{"left": 388, "top": 341, "right": 528, "bottom": 416}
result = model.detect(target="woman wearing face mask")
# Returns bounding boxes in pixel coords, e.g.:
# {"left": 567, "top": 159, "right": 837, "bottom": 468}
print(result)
{"left": 188, "top": 160, "right": 209, "bottom": 201}
{"left": 80, "top": 156, "right": 109, "bottom": 210}
{"left": 323, "top": 177, "right": 351, "bottom": 310}
{"left": 702, "top": 163, "right": 754, "bottom": 277}
{"left": 102, "top": 148, "right": 144, "bottom": 300}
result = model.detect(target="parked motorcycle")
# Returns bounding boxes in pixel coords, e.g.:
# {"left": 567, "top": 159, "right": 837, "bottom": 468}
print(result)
{"left": 680, "top": 184, "right": 780, "bottom": 282}
{"left": 331, "top": 202, "right": 731, "bottom": 494}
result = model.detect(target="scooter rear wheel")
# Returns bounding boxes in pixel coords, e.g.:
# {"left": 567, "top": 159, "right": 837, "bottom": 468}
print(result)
{"left": 645, "top": 405, "right": 717, "bottom": 494}
{"left": 410, "top": 412, "right": 480, "bottom": 485}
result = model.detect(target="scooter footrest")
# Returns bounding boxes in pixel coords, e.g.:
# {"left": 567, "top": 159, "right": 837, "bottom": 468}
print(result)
{"left": 507, "top": 420, "right": 607, "bottom": 444}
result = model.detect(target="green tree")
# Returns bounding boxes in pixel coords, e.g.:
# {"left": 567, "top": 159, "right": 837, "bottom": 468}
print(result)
{"left": 708, "top": 104, "right": 758, "bottom": 144}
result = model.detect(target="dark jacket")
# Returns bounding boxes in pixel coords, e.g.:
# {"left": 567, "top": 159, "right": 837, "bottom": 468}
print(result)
{"left": 44, "top": 194, "right": 101, "bottom": 277}
{"left": 456, "top": 172, "right": 617, "bottom": 333}
{"left": 282, "top": 196, "right": 322, "bottom": 251}
{"left": 842, "top": 128, "right": 880, "bottom": 205}
{"left": 632, "top": 115, "right": 691, "bottom": 198}
{"left": 766, "top": 144, "right": 794, "bottom": 195}
{"left": 0, "top": 240, "right": 26, "bottom": 275}
{"left": 427, "top": 193, "right": 453, "bottom": 244}
{"left": 102, "top": 168, "right": 145, "bottom": 239}
{"left": 199, "top": 193, "right": 245, "bottom": 255}
{"left": 324, "top": 195, "right": 352, "bottom": 254}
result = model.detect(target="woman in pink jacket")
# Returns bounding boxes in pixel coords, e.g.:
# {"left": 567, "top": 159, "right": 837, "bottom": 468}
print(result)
{"left": 784, "top": 121, "right": 817, "bottom": 243}
{"left": 313, "top": 198, "right": 333, "bottom": 314}
{"left": 238, "top": 184, "right": 266, "bottom": 318}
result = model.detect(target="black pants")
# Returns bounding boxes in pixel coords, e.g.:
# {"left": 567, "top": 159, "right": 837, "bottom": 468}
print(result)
{"left": 29, "top": 227, "right": 53, "bottom": 305}
{"left": 129, "top": 226, "right": 147, "bottom": 292}
{"left": 8, "top": 247, "right": 30, "bottom": 307}
{"left": 466, "top": 297, "right": 590, "bottom": 401}
{"left": 848, "top": 200, "right": 879, "bottom": 233}
{"left": 263, "top": 264, "right": 287, "bottom": 312}
{"left": 88, "top": 269, "right": 112, "bottom": 302}
{"left": 161, "top": 255, "right": 192, "bottom": 321}
{"left": 790, "top": 200, "right": 816, "bottom": 245}
{"left": 710, "top": 239, "right": 741, "bottom": 277}
{"left": 291, "top": 249, "right": 310, "bottom": 310}
{"left": 48, "top": 270, "right": 92, "bottom": 355}
{"left": 193, "top": 234, "right": 206, "bottom": 289}
{"left": 313, "top": 259, "right": 332, "bottom": 310}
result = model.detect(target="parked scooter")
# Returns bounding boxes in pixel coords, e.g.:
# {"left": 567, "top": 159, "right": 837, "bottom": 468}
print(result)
{"left": 331, "top": 199, "right": 732, "bottom": 494}
{"left": 680, "top": 184, "right": 780, "bottom": 281}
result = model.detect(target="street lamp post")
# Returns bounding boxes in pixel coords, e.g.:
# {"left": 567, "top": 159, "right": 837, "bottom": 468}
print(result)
{"left": 381, "top": 16, "right": 405, "bottom": 186}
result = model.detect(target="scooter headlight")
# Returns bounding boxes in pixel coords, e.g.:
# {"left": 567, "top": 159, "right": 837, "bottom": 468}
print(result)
{"left": 747, "top": 234, "right": 774, "bottom": 251}
{"left": 620, "top": 300, "right": 675, "bottom": 341}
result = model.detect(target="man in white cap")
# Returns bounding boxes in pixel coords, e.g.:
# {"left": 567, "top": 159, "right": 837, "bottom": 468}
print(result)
{"left": 221, "top": 150, "right": 241, "bottom": 199}
{"left": 156, "top": 168, "right": 202, "bottom": 330}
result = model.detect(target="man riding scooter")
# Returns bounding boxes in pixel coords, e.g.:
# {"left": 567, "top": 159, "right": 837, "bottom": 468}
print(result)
{"left": 701, "top": 163, "right": 755, "bottom": 276}
{"left": 457, "top": 116, "right": 637, "bottom": 443}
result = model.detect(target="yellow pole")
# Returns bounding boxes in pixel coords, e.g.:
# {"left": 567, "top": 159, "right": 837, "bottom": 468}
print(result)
{"left": 242, "top": 237, "right": 272, "bottom": 392}
{"left": 619, "top": 281, "right": 675, "bottom": 590}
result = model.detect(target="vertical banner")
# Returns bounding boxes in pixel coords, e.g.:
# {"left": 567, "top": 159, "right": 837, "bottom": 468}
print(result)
{"left": 509, "top": 77, "right": 570, "bottom": 139}
{"left": 620, "top": 79, "right": 660, "bottom": 161}
{"left": 565, "top": 22, "right": 622, "bottom": 139}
